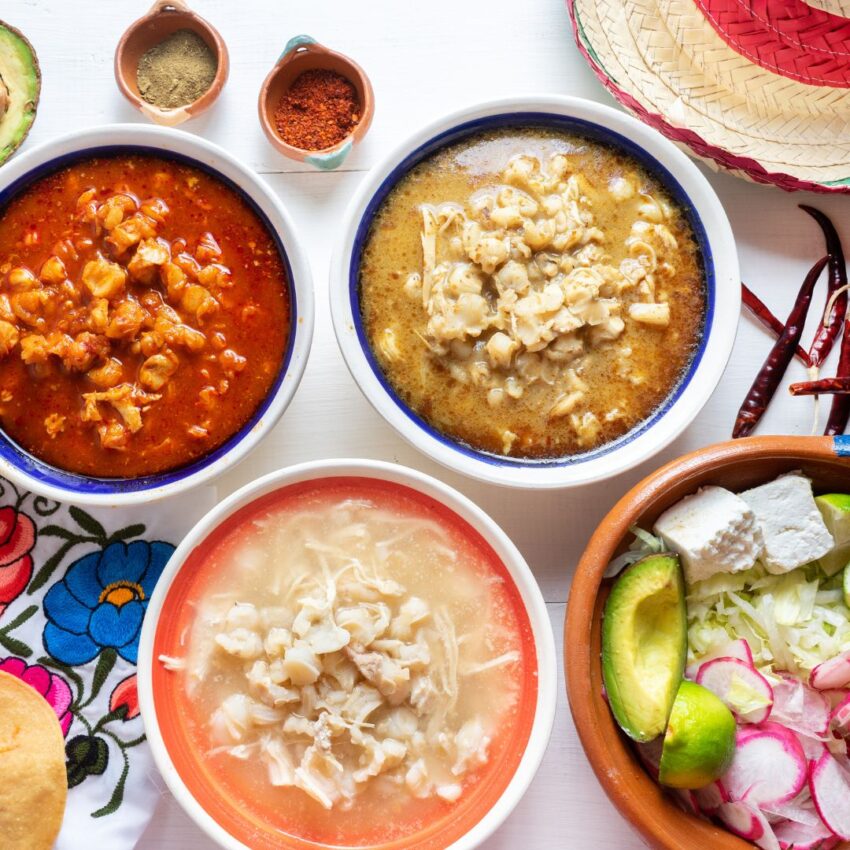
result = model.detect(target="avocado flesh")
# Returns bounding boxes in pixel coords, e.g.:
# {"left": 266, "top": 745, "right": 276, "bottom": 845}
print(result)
{"left": 602, "top": 553, "right": 687, "bottom": 743}
{"left": 0, "top": 22, "right": 39, "bottom": 165}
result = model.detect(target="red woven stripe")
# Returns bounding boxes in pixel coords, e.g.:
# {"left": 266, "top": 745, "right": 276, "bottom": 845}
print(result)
{"left": 695, "top": 0, "right": 850, "bottom": 87}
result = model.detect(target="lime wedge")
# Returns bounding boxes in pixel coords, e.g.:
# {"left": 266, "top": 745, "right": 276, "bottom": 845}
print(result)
{"left": 816, "top": 494, "right": 850, "bottom": 576}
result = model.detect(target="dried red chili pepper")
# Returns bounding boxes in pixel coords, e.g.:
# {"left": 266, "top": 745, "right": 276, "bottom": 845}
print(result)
{"left": 790, "top": 377, "right": 850, "bottom": 396}
{"left": 800, "top": 205, "right": 848, "bottom": 368}
{"left": 825, "top": 315, "right": 850, "bottom": 435}
{"left": 733, "top": 256, "right": 828, "bottom": 439}
{"left": 741, "top": 282, "right": 811, "bottom": 368}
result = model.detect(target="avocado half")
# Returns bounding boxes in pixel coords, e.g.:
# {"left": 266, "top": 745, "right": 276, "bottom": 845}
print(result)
{"left": 601, "top": 553, "right": 687, "bottom": 743}
{"left": 0, "top": 21, "right": 40, "bottom": 166}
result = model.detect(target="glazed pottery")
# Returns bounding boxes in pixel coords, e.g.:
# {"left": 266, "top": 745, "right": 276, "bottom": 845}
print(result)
{"left": 114, "top": 0, "right": 229, "bottom": 126}
{"left": 258, "top": 35, "right": 374, "bottom": 170}
{"left": 565, "top": 435, "right": 850, "bottom": 850}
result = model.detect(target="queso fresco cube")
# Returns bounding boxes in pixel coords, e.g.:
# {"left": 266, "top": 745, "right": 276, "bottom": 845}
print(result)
{"left": 740, "top": 473, "right": 834, "bottom": 574}
{"left": 653, "top": 485, "right": 764, "bottom": 585}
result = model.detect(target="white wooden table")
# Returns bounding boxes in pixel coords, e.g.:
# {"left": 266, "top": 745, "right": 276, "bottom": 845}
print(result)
{"left": 17, "top": 0, "right": 850, "bottom": 846}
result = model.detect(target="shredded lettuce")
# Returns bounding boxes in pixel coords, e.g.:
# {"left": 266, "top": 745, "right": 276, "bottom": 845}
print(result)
{"left": 603, "top": 525, "right": 665, "bottom": 578}
{"left": 688, "top": 561, "right": 850, "bottom": 676}
{"left": 609, "top": 527, "right": 850, "bottom": 677}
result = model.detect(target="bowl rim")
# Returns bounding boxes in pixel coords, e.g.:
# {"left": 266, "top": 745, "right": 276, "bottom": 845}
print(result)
{"left": 137, "top": 457, "right": 557, "bottom": 850}
{"left": 564, "top": 434, "right": 849, "bottom": 850}
{"left": 0, "top": 123, "right": 314, "bottom": 507}
{"left": 329, "top": 94, "right": 740, "bottom": 489}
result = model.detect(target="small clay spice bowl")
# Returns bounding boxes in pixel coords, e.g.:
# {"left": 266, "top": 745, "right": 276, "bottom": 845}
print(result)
{"left": 259, "top": 35, "right": 374, "bottom": 170}
{"left": 114, "top": 0, "right": 229, "bottom": 126}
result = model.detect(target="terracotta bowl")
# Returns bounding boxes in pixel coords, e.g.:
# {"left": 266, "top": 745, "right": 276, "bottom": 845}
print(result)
{"left": 564, "top": 435, "right": 850, "bottom": 850}
{"left": 114, "top": 0, "right": 229, "bottom": 126}
{"left": 258, "top": 35, "right": 374, "bottom": 170}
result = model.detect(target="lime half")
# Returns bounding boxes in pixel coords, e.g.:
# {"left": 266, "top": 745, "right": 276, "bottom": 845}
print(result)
{"left": 658, "top": 680, "right": 736, "bottom": 789}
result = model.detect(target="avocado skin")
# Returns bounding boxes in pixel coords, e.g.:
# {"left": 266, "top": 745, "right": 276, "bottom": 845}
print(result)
{"left": 0, "top": 20, "right": 40, "bottom": 166}
{"left": 601, "top": 553, "right": 687, "bottom": 743}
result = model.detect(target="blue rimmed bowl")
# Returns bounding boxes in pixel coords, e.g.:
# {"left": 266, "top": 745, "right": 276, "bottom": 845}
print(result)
{"left": 330, "top": 96, "right": 739, "bottom": 489}
{"left": 0, "top": 124, "right": 314, "bottom": 507}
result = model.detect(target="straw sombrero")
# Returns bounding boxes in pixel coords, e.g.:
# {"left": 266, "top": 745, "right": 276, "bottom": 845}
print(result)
{"left": 567, "top": 0, "right": 850, "bottom": 192}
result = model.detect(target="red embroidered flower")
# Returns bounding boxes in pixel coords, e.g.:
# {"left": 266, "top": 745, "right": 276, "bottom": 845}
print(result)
{"left": 0, "top": 506, "right": 35, "bottom": 617}
{"left": 109, "top": 673, "right": 139, "bottom": 721}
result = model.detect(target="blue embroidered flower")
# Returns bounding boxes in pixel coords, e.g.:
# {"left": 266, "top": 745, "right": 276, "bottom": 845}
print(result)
{"left": 43, "top": 540, "right": 174, "bottom": 665}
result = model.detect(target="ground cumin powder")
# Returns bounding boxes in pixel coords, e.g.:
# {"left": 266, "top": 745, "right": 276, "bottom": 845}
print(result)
{"left": 137, "top": 29, "right": 217, "bottom": 109}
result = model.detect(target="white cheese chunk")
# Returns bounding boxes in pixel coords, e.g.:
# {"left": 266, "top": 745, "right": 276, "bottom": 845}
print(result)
{"left": 740, "top": 473, "right": 834, "bottom": 574}
{"left": 653, "top": 485, "right": 763, "bottom": 585}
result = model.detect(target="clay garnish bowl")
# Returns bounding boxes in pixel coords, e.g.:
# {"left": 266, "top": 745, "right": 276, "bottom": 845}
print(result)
{"left": 564, "top": 435, "right": 850, "bottom": 850}
{"left": 114, "top": 0, "right": 229, "bottom": 126}
{"left": 258, "top": 35, "right": 374, "bottom": 171}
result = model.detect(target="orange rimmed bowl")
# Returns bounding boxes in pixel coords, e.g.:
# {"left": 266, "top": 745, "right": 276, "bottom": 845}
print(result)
{"left": 565, "top": 435, "right": 850, "bottom": 850}
{"left": 138, "top": 458, "right": 556, "bottom": 850}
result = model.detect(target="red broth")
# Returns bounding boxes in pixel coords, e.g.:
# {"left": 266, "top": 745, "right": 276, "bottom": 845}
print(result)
{"left": 152, "top": 477, "right": 538, "bottom": 849}
{"left": 0, "top": 154, "right": 289, "bottom": 477}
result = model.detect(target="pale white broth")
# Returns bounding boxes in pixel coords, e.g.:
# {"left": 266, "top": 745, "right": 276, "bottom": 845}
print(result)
{"left": 160, "top": 479, "right": 537, "bottom": 847}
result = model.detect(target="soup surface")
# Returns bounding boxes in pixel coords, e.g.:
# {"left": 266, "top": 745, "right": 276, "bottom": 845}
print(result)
{"left": 359, "top": 127, "right": 706, "bottom": 458}
{"left": 155, "top": 478, "right": 537, "bottom": 848}
{"left": 0, "top": 154, "right": 290, "bottom": 477}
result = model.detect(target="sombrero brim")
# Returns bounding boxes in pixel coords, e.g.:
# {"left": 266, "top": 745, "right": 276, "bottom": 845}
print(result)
{"left": 567, "top": 0, "right": 850, "bottom": 192}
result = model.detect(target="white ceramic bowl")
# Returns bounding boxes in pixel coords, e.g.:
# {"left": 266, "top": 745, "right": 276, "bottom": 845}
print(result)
{"left": 0, "top": 124, "right": 313, "bottom": 507}
{"left": 330, "top": 95, "right": 739, "bottom": 489}
{"left": 138, "top": 458, "right": 557, "bottom": 850}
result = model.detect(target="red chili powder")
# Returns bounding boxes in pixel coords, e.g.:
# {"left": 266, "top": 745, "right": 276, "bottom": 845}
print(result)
{"left": 273, "top": 69, "right": 361, "bottom": 151}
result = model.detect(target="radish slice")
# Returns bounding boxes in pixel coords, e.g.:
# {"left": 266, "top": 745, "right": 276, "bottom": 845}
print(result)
{"left": 717, "top": 801, "right": 780, "bottom": 850}
{"left": 693, "top": 780, "right": 728, "bottom": 816}
{"left": 697, "top": 657, "right": 774, "bottom": 723}
{"left": 723, "top": 723, "right": 807, "bottom": 807}
{"left": 796, "top": 732, "right": 829, "bottom": 765}
{"left": 686, "top": 639, "right": 754, "bottom": 679}
{"left": 774, "top": 818, "right": 834, "bottom": 850}
{"left": 810, "top": 748, "right": 850, "bottom": 839}
{"left": 762, "top": 796, "right": 822, "bottom": 828}
{"left": 772, "top": 676, "right": 831, "bottom": 739}
{"left": 829, "top": 693, "right": 850, "bottom": 738}
{"left": 810, "top": 651, "right": 850, "bottom": 691}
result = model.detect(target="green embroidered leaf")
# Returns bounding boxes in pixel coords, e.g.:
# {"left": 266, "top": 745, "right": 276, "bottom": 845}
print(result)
{"left": 0, "top": 633, "right": 32, "bottom": 657}
{"left": 97, "top": 705, "right": 128, "bottom": 727}
{"left": 29, "top": 540, "right": 76, "bottom": 593}
{"left": 83, "top": 647, "right": 117, "bottom": 708}
{"left": 38, "top": 655, "right": 85, "bottom": 703}
{"left": 39, "top": 524, "right": 77, "bottom": 540}
{"left": 69, "top": 507, "right": 107, "bottom": 541}
{"left": 107, "top": 524, "right": 146, "bottom": 543}
{"left": 0, "top": 604, "right": 38, "bottom": 634}
{"left": 91, "top": 747, "right": 128, "bottom": 818}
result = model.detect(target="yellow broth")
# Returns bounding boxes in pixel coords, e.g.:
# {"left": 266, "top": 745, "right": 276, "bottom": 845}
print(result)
{"left": 358, "top": 128, "right": 706, "bottom": 459}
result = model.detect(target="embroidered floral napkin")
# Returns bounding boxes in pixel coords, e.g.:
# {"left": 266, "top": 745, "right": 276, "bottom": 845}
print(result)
{"left": 0, "top": 475, "right": 214, "bottom": 849}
